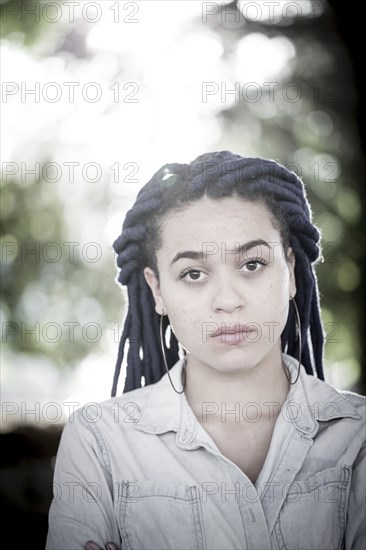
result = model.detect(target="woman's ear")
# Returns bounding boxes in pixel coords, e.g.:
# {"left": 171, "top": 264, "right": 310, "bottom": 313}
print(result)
{"left": 286, "top": 247, "right": 297, "bottom": 299}
{"left": 143, "top": 267, "right": 166, "bottom": 314}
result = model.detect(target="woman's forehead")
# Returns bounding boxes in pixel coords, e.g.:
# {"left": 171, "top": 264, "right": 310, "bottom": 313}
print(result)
{"left": 158, "top": 197, "right": 281, "bottom": 252}
{"left": 161, "top": 196, "right": 277, "bottom": 233}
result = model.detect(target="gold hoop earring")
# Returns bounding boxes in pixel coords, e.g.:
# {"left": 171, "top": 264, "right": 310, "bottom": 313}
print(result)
{"left": 160, "top": 311, "right": 186, "bottom": 394}
{"left": 283, "top": 297, "right": 302, "bottom": 385}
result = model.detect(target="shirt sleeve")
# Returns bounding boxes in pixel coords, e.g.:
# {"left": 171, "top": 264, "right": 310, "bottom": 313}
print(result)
{"left": 45, "top": 406, "right": 121, "bottom": 550}
{"left": 345, "top": 439, "right": 366, "bottom": 550}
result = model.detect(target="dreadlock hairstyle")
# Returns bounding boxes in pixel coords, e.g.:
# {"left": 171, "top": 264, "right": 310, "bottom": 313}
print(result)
{"left": 111, "top": 151, "right": 325, "bottom": 396}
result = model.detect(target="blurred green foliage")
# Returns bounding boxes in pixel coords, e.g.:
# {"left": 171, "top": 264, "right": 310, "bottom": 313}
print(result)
{"left": 1, "top": 171, "right": 123, "bottom": 369}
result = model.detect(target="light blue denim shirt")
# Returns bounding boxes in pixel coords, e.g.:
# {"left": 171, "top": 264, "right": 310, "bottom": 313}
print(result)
{"left": 46, "top": 353, "right": 366, "bottom": 550}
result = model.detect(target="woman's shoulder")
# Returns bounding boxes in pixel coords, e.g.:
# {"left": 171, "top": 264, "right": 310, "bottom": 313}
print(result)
{"left": 306, "top": 372, "right": 366, "bottom": 411}
{"left": 282, "top": 355, "right": 366, "bottom": 441}
{"left": 68, "top": 383, "right": 155, "bottom": 429}
{"left": 335, "top": 387, "right": 366, "bottom": 416}
{"left": 300, "top": 368, "right": 366, "bottom": 438}
{"left": 284, "top": 354, "right": 365, "bottom": 417}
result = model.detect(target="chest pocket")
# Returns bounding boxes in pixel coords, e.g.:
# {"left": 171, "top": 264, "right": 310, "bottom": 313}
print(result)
{"left": 273, "top": 465, "right": 352, "bottom": 550}
{"left": 116, "top": 480, "right": 206, "bottom": 550}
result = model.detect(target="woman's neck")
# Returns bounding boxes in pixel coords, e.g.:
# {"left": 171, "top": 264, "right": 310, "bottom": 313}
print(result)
{"left": 183, "top": 347, "right": 290, "bottom": 428}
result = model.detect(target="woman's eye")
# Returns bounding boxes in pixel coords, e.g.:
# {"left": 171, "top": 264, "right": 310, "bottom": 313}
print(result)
{"left": 241, "top": 259, "right": 268, "bottom": 273}
{"left": 179, "top": 269, "right": 207, "bottom": 282}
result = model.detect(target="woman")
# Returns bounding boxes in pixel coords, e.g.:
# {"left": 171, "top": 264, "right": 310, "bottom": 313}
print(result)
{"left": 46, "top": 151, "right": 365, "bottom": 550}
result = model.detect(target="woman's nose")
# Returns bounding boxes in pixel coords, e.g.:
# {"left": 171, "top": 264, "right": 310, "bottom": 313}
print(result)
{"left": 211, "top": 276, "right": 246, "bottom": 313}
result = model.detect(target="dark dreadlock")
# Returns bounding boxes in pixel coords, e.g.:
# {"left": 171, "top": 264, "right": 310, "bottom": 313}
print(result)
{"left": 112, "top": 151, "right": 324, "bottom": 395}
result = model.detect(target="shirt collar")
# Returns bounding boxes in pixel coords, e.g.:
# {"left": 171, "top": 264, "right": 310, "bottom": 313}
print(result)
{"left": 130, "top": 356, "right": 195, "bottom": 444}
{"left": 131, "top": 353, "right": 361, "bottom": 442}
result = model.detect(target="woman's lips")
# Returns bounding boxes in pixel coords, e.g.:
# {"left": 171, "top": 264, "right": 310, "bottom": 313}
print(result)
{"left": 211, "top": 324, "right": 256, "bottom": 345}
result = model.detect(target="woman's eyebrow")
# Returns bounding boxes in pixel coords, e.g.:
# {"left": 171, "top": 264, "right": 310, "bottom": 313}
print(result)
{"left": 170, "top": 239, "right": 271, "bottom": 265}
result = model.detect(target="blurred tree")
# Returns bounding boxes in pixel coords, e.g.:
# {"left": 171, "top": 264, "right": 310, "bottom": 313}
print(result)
{"left": 1, "top": 171, "right": 122, "bottom": 368}
{"left": 326, "top": 0, "right": 366, "bottom": 394}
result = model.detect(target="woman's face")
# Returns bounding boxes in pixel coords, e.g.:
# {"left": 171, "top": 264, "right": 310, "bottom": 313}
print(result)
{"left": 144, "top": 196, "right": 296, "bottom": 374}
